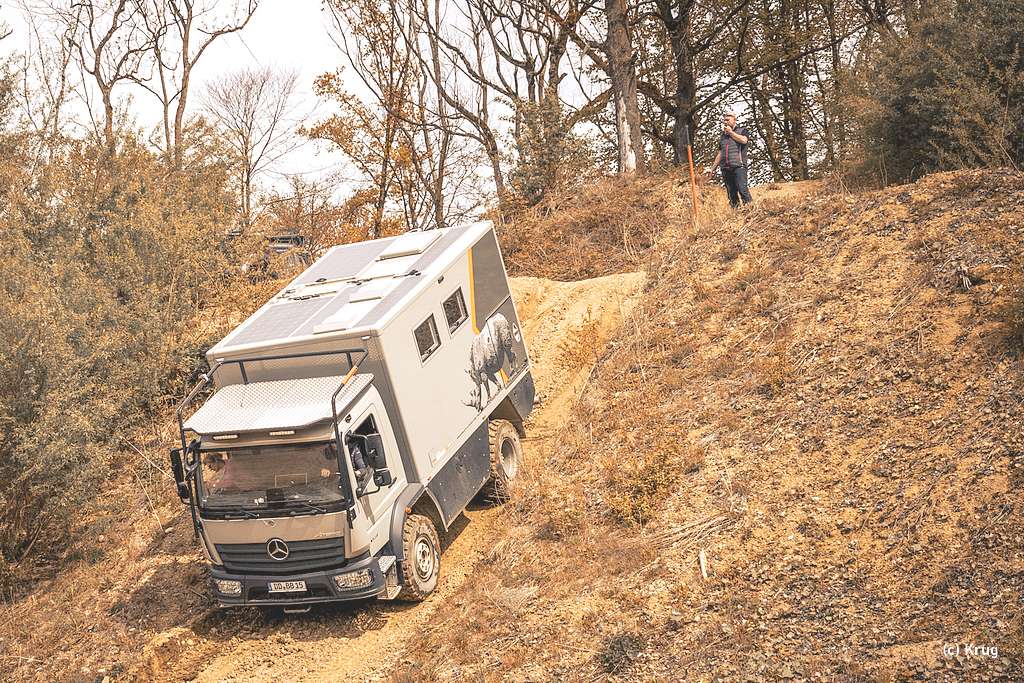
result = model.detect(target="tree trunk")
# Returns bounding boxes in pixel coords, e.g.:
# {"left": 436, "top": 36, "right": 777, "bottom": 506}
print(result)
{"left": 101, "top": 88, "right": 115, "bottom": 156}
{"left": 825, "top": 0, "right": 846, "bottom": 164}
{"left": 780, "top": 0, "right": 809, "bottom": 179}
{"left": 605, "top": 0, "right": 646, "bottom": 173}
{"left": 749, "top": 79, "right": 785, "bottom": 180}
{"left": 242, "top": 165, "right": 252, "bottom": 231}
{"left": 482, "top": 128, "right": 507, "bottom": 210}
{"left": 666, "top": 10, "right": 696, "bottom": 166}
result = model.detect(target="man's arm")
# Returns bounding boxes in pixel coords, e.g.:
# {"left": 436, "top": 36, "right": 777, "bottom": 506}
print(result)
{"left": 708, "top": 150, "right": 722, "bottom": 174}
{"left": 727, "top": 128, "right": 749, "bottom": 145}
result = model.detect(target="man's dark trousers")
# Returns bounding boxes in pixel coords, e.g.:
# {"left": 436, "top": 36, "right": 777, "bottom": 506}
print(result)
{"left": 722, "top": 166, "right": 752, "bottom": 208}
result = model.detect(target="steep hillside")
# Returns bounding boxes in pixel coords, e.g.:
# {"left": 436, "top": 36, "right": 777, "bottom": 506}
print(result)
{"left": 396, "top": 169, "right": 1024, "bottom": 681}
{"left": 3, "top": 169, "right": 1021, "bottom": 682}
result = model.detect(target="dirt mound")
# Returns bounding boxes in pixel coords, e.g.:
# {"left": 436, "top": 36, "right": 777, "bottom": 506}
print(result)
{"left": 499, "top": 173, "right": 690, "bottom": 281}
{"left": 393, "top": 169, "right": 1024, "bottom": 681}
{"left": 511, "top": 273, "right": 646, "bottom": 427}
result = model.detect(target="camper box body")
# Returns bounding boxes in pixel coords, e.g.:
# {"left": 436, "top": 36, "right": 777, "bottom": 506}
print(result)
{"left": 180, "top": 221, "right": 533, "bottom": 606}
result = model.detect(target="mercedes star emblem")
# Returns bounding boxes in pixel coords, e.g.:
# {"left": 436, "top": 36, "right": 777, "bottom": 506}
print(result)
{"left": 267, "top": 538, "right": 289, "bottom": 561}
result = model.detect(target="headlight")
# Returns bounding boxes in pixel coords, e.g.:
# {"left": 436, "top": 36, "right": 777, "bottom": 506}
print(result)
{"left": 214, "top": 579, "right": 242, "bottom": 595}
{"left": 333, "top": 569, "right": 372, "bottom": 590}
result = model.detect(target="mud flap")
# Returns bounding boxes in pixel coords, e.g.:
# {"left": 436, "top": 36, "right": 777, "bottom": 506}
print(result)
{"left": 378, "top": 555, "right": 400, "bottom": 600}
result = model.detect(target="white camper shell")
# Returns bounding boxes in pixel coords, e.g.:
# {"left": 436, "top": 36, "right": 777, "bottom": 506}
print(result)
{"left": 172, "top": 222, "right": 534, "bottom": 607}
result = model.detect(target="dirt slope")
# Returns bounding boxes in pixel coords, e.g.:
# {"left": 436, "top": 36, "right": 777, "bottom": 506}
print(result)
{"left": 7, "top": 169, "right": 1021, "bottom": 683}
{"left": 390, "top": 169, "right": 1024, "bottom": 682}
{"left": 125, "top": 272, "right": 646, "bottom": 683}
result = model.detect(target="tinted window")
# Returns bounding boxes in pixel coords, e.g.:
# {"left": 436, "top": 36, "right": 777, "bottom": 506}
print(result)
{"left": 443, "top": 288, "right": 468, "bottom": 333}
{"left": 354, "top": 414, "right": 378, "bottom": 436}
{"left": 414, "top": 315, "right": 441, "bottom": 361}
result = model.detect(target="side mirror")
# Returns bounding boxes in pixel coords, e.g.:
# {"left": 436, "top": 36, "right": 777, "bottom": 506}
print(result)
{"left": 373, "top": 468, "right": 394, "bottom": 487}
{"left": 364, "top": 433, "right": 387, "bottom": 470}
{"left": 169, "top": 448, "right": 190, "bottom": 502}
{"left": 364, "top": 434, "right": 395, "bottom": 488}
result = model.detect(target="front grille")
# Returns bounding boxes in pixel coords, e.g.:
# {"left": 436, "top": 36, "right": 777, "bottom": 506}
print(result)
{"left": 215, "top": 537, "right": 346, "bottom": 575}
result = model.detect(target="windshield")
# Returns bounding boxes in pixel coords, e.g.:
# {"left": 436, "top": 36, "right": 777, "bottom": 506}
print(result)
{"left": 198, "top": 441, "right": 344, "bottom": 510}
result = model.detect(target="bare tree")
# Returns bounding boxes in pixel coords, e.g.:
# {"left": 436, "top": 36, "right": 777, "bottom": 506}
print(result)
{"left": 15, "top": 8, "right": 77, "bottom": 157}
{"left": 407, "top": 0, "right": 609, "bottom": 204}
{"left": 325, "top": 0, "right": 417, "bottom": 234}
{"left": 203, "top": 66, "right": 299, "bottom": 231}
{"left": 134, "top": 0, "right": 259, "bottom": 167}
{"left": 320, "top": 0, "right": 487, "bottom": 231}
{"left": 54, "top": 0, "right": 153, "bottom": 154}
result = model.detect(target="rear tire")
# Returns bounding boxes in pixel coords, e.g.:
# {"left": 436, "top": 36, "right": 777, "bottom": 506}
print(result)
{"left": 483, "top": 419, "right": 523, "bottom": 502}
{"left": 398, "top": 513, "right": 440, "bottom": 601}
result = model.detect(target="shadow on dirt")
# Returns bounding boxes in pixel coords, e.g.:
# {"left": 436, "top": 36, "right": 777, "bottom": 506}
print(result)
{"left": 130, "top": 507, "right": 478, "bottom": 674}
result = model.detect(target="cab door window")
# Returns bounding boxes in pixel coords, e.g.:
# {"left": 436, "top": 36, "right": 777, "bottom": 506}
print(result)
{"left": 346, "top": 414, "right": 393, "bottom": 495}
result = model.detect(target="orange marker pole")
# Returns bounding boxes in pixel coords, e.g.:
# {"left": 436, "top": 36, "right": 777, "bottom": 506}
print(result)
{"left": 685, "top": 123, "right": 700, "bottom": 218}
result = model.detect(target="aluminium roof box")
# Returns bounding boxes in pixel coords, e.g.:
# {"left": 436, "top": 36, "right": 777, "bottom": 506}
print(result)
{"left": 184, "top": 374, "right": 373, "bottom": 436}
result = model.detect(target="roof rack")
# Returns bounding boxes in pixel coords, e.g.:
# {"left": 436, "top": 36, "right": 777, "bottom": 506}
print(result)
{"left": 175, "top": 346, "right": 370, "bottom": 526}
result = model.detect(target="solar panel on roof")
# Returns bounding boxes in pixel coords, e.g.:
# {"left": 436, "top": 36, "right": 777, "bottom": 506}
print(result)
{"left": 293, "top": 239, "right": 390, "bottom": 285}
{"left": 377, "top": 231, "right": 441, "bottom": 259}
{"left": 212, "top": 224, "right": 478, "bottom": 353}
{"left": 225, "top": 298, "right": 331, "bottom": 347}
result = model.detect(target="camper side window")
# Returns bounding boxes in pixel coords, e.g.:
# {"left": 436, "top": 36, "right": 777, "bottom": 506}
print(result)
{"left": 443, "top": 288, "right": 468, "bottom": 333}
{"left": 414, "top": 314, "right": 441, "bottom": 361}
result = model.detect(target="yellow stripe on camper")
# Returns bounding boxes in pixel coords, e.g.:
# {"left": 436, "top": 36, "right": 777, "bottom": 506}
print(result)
{"left": 467, "top": 248, "right": 480, "bottom": 334}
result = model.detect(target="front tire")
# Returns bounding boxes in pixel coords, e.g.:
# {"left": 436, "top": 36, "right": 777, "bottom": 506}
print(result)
{"left": 398, "top": 513, "right": 440, "bottom": 601}
{"left": 483, "top": 419, "right": 523, "bottom": 501}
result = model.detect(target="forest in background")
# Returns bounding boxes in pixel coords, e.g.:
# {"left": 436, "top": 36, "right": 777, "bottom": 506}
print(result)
{"left": 0, "top": 0, "right": 1021, "bottom": 590}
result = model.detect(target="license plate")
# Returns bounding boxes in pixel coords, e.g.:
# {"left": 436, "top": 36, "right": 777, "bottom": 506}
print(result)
{"left": 268, "top": 580, "right": 306, "bottom": 593}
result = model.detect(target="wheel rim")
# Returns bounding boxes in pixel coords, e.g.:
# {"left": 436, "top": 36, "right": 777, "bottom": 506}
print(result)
{"left": 414, "top": 536, "right": 434, "bottom": 580}
{"left": 500, "top": 437, "right": 519, "bottom": 480}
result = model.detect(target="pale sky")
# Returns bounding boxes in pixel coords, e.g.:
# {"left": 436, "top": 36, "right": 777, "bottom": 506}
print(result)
{"left": 0, "top": 0, "right": 352, "bottom": 192}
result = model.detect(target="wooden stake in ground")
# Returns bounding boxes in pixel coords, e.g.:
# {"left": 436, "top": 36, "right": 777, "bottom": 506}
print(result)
{"left": 685, "top": 124, "right": 700, "bottom": 219}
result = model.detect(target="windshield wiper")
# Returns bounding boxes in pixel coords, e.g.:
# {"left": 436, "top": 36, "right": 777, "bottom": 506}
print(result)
{"left": 225, "top": 508, "right": 261, "bottom": 519}
{"left": 203, "top": 504, "right": 261, "bottom": 519}
{"left": 276, "top": 499, "right": 327, "bottom": 515}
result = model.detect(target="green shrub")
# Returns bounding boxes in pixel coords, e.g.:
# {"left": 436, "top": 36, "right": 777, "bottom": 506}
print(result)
{"left": 0, "top": 128, "right": 237, "bottom": 583}
{"left": 852, "top": 0, "right": 1024, "bottom": 183}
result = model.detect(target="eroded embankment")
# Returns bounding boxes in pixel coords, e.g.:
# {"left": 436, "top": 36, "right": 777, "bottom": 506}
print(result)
{"left": 129, "top": 272, "right": 645, "bottom": 683}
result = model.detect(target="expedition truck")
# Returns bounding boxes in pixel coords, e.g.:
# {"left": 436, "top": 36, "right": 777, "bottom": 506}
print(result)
{"left": 169, "top": 222, "right": 534, "bottom": 609}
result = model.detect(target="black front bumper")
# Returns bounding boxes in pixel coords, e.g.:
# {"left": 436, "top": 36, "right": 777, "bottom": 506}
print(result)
{"left": 210, "top": 553, "right": 387, "bottom": 607}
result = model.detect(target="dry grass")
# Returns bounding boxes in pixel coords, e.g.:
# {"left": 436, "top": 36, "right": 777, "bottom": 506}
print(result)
{"left": 398, "top": 168, "right": 1024, "bottom": 682}
{"left": 499, "top": 171, "right": 693, "bottom": 281}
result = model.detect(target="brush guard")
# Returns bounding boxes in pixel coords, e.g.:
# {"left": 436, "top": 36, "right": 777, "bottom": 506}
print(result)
{"left": 174, "top": 346, "right": 370, "bottom": 529}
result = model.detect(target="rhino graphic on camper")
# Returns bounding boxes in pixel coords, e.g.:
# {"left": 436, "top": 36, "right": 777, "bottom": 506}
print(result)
{"left": 465, "top": 313, "right": 518, "bottom": 411}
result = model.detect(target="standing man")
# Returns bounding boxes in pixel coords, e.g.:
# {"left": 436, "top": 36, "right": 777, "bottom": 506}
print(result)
{"left": 707, "top": 112, "right": 752, "bottom": 208}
